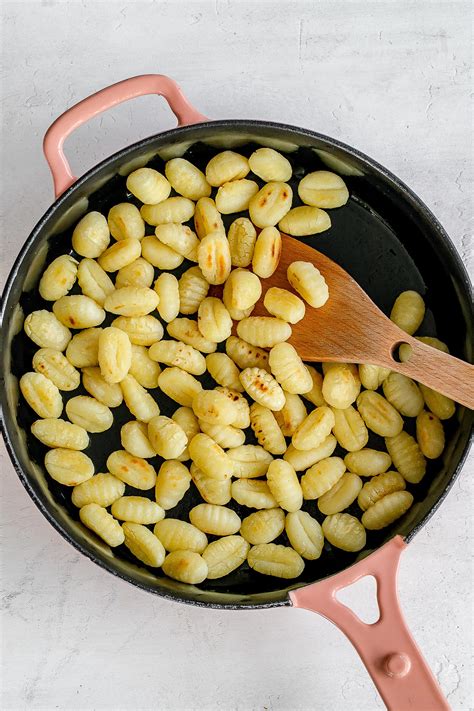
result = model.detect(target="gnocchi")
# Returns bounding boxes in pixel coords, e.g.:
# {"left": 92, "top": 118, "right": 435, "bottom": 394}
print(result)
{"left": 140, "top": 196, "right": 195, "bottom": 226}
{"left": 31, "top": 418, "right": 89, "bottom": 450}
{"left": 32, "top": 348, "right": 80, "bottom": 391}
{"left": 129, "top": 345, "right": 161, "bottom": 389}
{"left": 416, "top": 410, "right": 445, "bottom": 459}
{"left": 197, "top": 231, "right": 232, "bottom": 285}
{"left": 98, "top": 326, "right": 132, "bottom": 383}
{"left": 188, "top": 433, "right": 233, "bottom": 481}
{"left": 126, "top": 167, "right": 171, "bottom": 205}
{"left": 269, "top": 343, "right": 313, "bottom": 395}
{"left": 361, "top": 491, "right": 414, "bottom": 530}
{"left": 66, "top": 395, "right": 113, "bottom": 433}
{"left": 77, "top": 258, "right": 115, "bottom": 306}
{"left": 237, "top": 317, "right": 291, "bottom": 348}
{"left": 178, "top": 266, "right": 210, "bottom": 315}
{"left": 197, "top": 297, "right": 232, "bottom": 342}
{"left": 155, "top": 460, "right": 192, "bottom": 510}
{"left": 231, "top": 479, "right": 277, "bottom": 509}
{"left": 20, "top": 372, "right": 63, "bottom": 419}
{"left": 53, "top": 295, "right": 105, "bottom": 329}
{"left": 240, "top": 367, "right": 286, "bottom": 411}
{"left": 45, "top": 448, "right": 94, "bottom": 486}
{"left": 149, "top": 340, "right": 206, "bottom": 375}
{"left": 322, "top": 513, "right": 366, "bottom": 552}
{"left": 72, "top": 212, "right": 110, "bottom": 258}
{"left": 385, "top": 431, "right": 426, "bottom": 484}
{"left": 165, "top": 158, "right": 211, "bottom": 200}
{"left": 154, "top": 273, "right": 180, "bottom": 322}
{"left": 283, "top": 435, "right": 337, "bottom": 471}
{"left": 358, "top": 470, "right": 406, "bottom": 511}
{"left": 390, "top": 290, "right": 425, "bottom": 335}
{"left": 264, "top": 287, "right": 305, "bottom": 324}
{"left": 206, "top": 151, "right": 249, "bottom": 186}
{"left": 227, "top": 217, "right": 257, "bottom": 267}
{"left": 189, "top": 503, "right": 241, "bottom": 536}
{"left": 154, "top": 519, "right": 207, "bottom": 554}
{"left": 39, "top": 255, "right": 78, "bottom": 301}
{"left": 250, "top": 403, "right": 286, "bottom": 455}
{"left": 301, "top": 456, "right": 346, "bottom": 499}
{"left": 79, "top": 503, "right": 124, "bottom": 546}
{"left": 148, "top": 415, "right": 188, "bottom": 459}
{"left": 252, "top": 226, "right": 282, "bottom": 278}
{"left": 248, "top": 148, "right": 292, "bottom": 182}
{"left": 107, "top": 450, "right": 157, "bottom": 490}
{"left": 82, "top": 366, "right": 123, "bottom": 408}
{"left": 71, "top": 473, "right": 125, "bottom": 509}
{"left": 266, "top": 459, "right": 303, "bottom": 512}
{"left": 298, "top": 171, "right": 349, "bottom": 209}
{"left": 167, "top": 318, "right": 217, "bottom": 354}
{"left": 292, "top": 406, "right": 335, "bottom": 451}
{"left": 240, "top": 508, "right": 285, "bottom": 545}
{"left": 248, "top": 182, "right": 293, "bottom": 228}
{"left": 24, "top": 310, "right": 71, "bottom": 351}
{"left": 227, "top": 444, "right": 273, "bottom": 478}
{"left": 66, "top": 328, "right": 101, "bottom": 367}
{"left": 215, "top": 179, "right": 259, "bottom": 214}
{"left": 247, "top": 543, "right": 304, "bottom": 579}
{"left": 122, "top": 522, "right": 166, "bottom": 567}
{"left": 287, "top": 261, "right": 329, "bottom": 308}
{"left": 194, "top": 197, "right": 225, "bottom": 240}
{"left": 121, "top": 420, "right": 156, "bottom": 459}
{"left": 202, "top": 536, "right": 249, "bottom": 579}
{"left": 317, "top": 472, "right": 363, "bottom": 515}
{"left": 206, "top": 353, "right": 243, "bottom": 392}
{"left": 285, "top": 511, "right": 324, "bottom": 560}
{"left": 279, "top": 205, "right": 331, "bottom": 236}
{"left": 111, "top": 496, "right": 165, "bottom": 524}
{"left": 158, "top": 367, "right": 203, "bottom": 407}
{"left": 162, "top": 550, "right": 208, "bottom": 584}
{"left": 331, "top": 406, "right": 368, "bottom": 452}
{"left": 108, "top": 203, "right": 145, "bottom": 241}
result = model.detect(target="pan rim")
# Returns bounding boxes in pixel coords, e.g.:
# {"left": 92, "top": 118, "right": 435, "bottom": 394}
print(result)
{"left": 1, "top": 118, "right": 472, "bottom": 608}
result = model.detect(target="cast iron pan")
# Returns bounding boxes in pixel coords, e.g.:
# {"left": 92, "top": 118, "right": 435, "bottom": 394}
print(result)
{"left": 1, "top": 75, "right": 472, "bottom": 710}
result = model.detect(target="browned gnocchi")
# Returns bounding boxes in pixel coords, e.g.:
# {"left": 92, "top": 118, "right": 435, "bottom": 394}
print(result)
{"left": 17, "top": 142, "right": 453, "bottom": 588}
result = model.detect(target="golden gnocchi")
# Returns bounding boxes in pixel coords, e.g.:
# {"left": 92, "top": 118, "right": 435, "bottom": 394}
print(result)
{"left": 247, "top": 543, "right": 304, "bottom": 579}
{"left": 240, "top": 367, "right": 286, "bottom": 411}
{"left": 240, "top": 508, "right": 285, "bottom": 545}
{"left": 39, "top": 255, "right": 78, "bottom": 301}
{"left": 190, "top": 503, "right": 241, "bottom": 536}
{"left": 122, "top": 522, "right": 166, "bottom": 567}
{"left": 227, "top": 217, "right": 257, "bottom": 267}
{"left": 20, "top": 372, "right": 63, "bottom": 419}
{"left": 287, "top": 261, "right": 329, "bottom": 308}
{"left": 33, "top": 348, "right": 80, "bottom": 391}
{"left": 24, "top": 310, "right": 71, "bottom": 351}
{"left": 79, "top": 503, "right": 124, "bottom": 546}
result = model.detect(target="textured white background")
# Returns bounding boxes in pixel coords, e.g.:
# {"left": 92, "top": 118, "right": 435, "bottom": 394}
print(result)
{"left": 1, "top": 1, "right": 472, "bottom": 709}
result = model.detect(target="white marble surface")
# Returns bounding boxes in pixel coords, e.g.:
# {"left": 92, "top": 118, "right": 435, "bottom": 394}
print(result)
{"left": 1, "top": 1, "right": 472, "bottom": 709}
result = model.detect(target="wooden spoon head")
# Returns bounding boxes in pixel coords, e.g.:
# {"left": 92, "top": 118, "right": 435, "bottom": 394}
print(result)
{"left": 252, "top": 233, "right": 402, "bottom": 366}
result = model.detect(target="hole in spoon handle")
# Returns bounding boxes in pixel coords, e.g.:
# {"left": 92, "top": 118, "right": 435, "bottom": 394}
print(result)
{"left": 387, "top": 334, "right": 474, "bottom": 409}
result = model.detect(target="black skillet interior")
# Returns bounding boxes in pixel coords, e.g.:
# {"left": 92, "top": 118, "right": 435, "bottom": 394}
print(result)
{"left": 1, "top": 121, "right": 472, "bottom": 608}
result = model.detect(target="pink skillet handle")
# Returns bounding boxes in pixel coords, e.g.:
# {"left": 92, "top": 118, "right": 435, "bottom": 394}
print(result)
{"left": 43, "top": 74, "right": 208, "bottom": 198}
{"left": 290, "top": 536, "right": 450, "bottom": 711}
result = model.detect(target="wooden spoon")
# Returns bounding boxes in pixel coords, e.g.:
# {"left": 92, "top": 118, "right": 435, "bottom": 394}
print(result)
{"left": 250, "top": 233, "right": 474, "bottom": 409}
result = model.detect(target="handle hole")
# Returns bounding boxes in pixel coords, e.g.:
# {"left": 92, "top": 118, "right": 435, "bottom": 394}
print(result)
{"left": 64, "top": 94, "right": 176, "bottom": 179}
{"left": 336, "top": 575, "right": 380, "bottom": 625}
{"left": 391, "top": 341, "right": 412, "bottom": 364}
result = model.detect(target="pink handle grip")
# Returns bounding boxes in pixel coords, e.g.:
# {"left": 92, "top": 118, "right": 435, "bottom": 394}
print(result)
{"left": 290, "top": 537, "right": 449, "bottom": 711}
{"left": 43, "top": 74, "right": 208, "bottom": 198}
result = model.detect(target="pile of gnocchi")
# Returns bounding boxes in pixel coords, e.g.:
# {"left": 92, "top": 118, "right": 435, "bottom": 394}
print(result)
{"left": 18, "top": 145, "right": 454, "bottom": 585}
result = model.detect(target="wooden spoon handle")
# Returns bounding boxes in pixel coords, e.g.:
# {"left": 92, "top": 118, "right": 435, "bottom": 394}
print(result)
{"left": 385, "top": 336, "right": 474, "bottom": 409}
